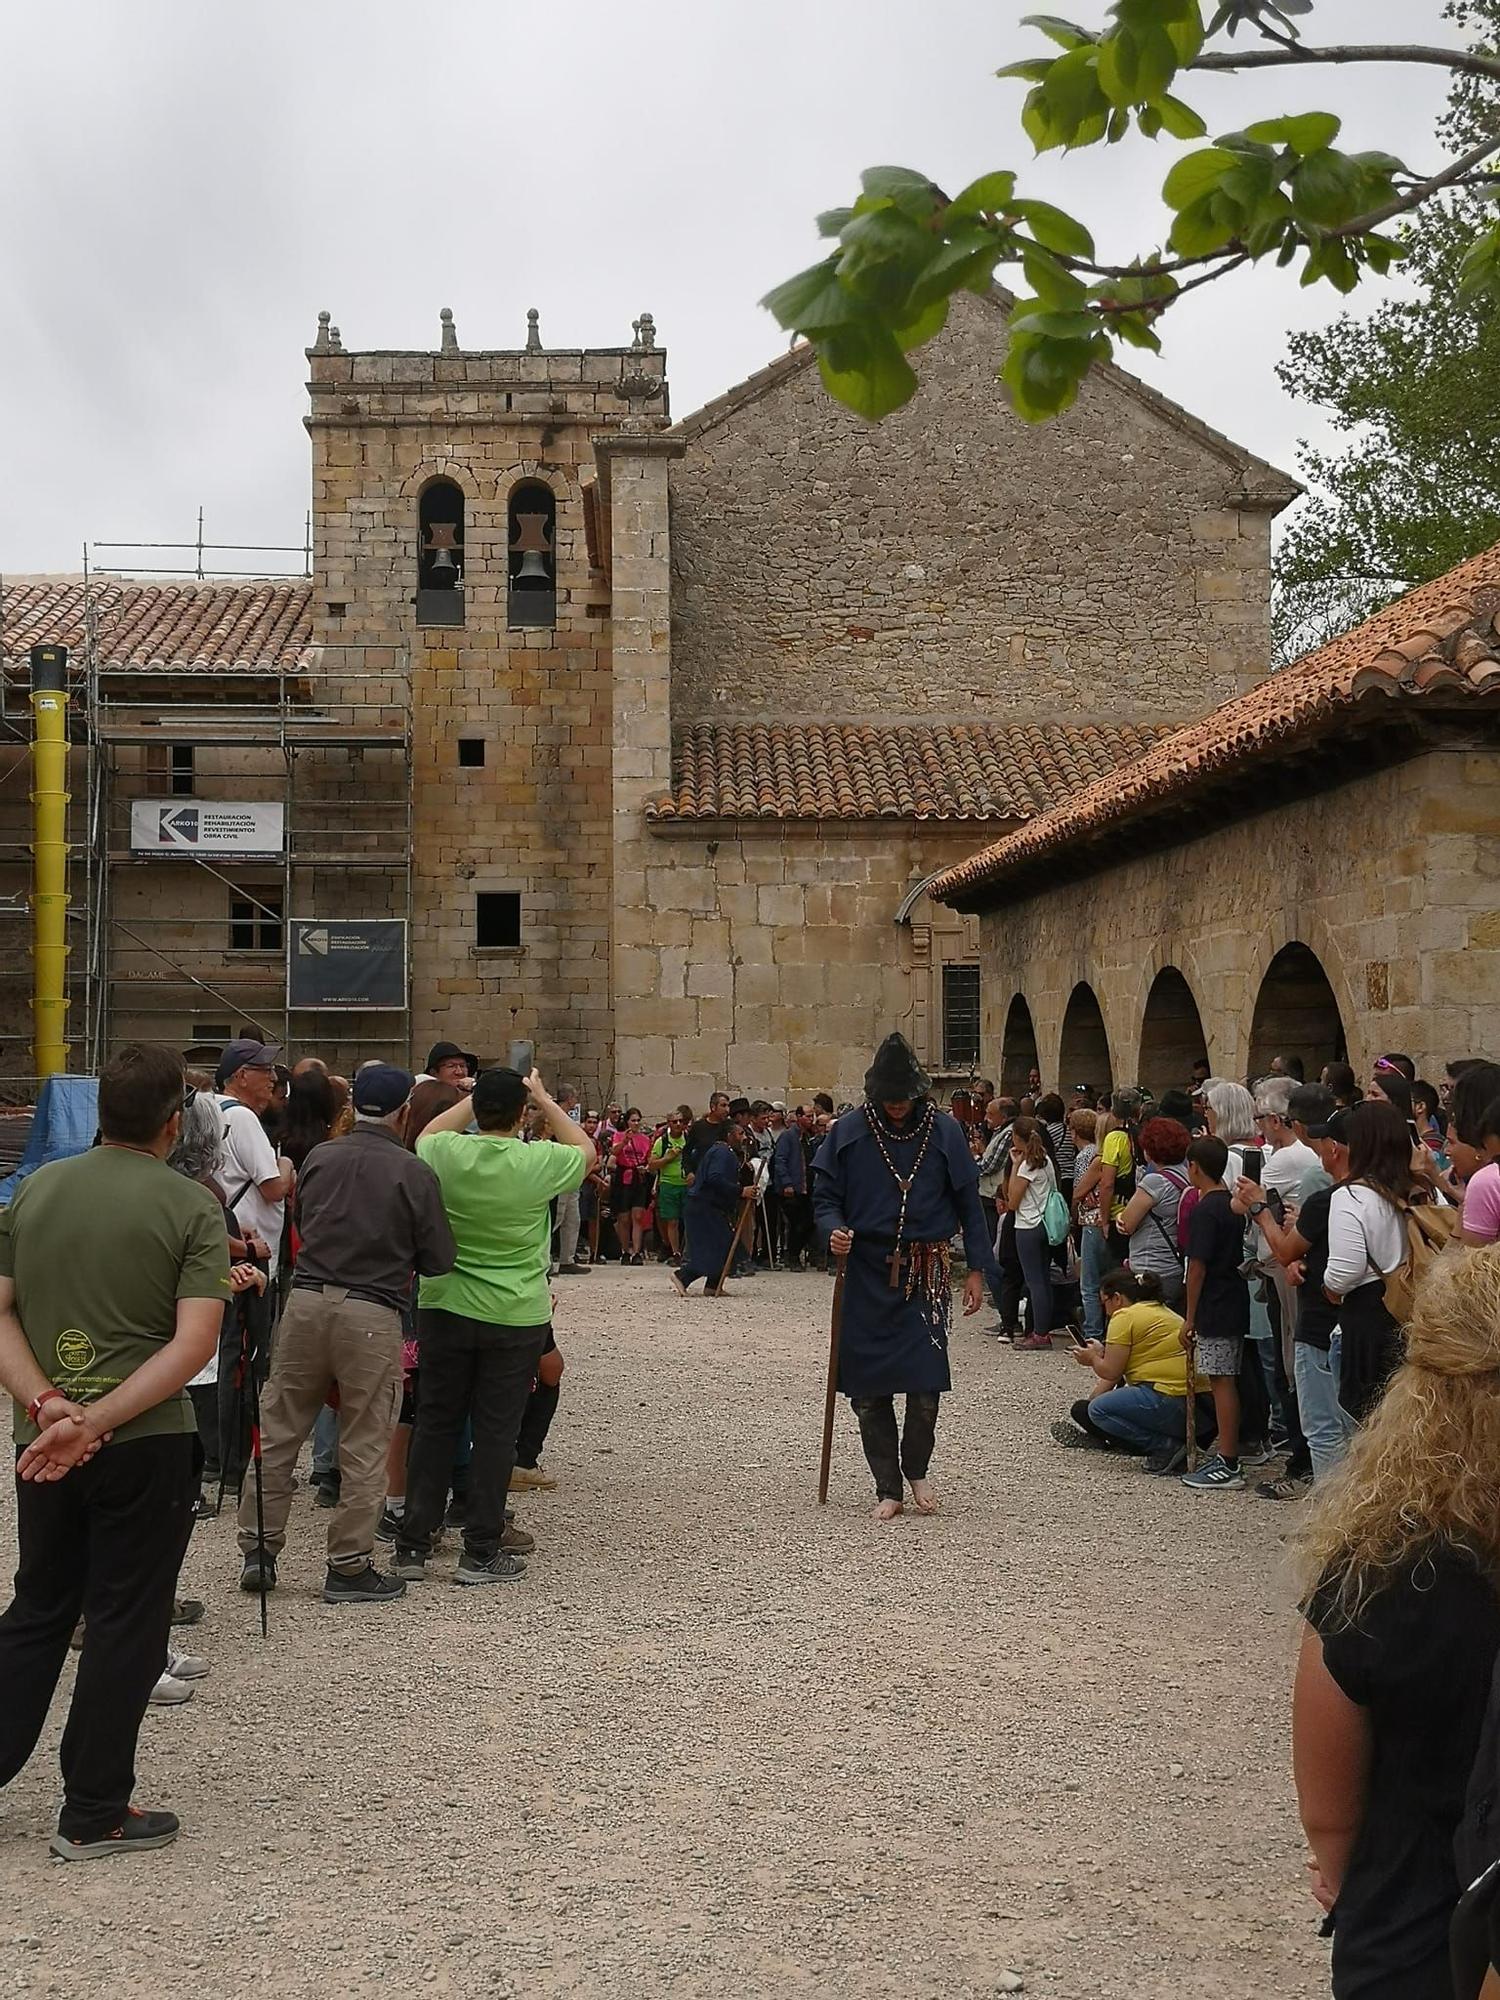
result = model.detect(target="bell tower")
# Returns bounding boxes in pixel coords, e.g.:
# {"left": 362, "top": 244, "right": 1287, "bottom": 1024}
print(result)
{"left": 305, "top": 305, "right": 669, "bottom": 1100}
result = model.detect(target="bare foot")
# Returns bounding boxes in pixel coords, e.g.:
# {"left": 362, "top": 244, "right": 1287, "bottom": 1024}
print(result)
{"left": 874, "top": 1498, "right": 903, "bottom": 1522}
{"left": 907, "top": 1478, "right": 938, "bottom": 1515}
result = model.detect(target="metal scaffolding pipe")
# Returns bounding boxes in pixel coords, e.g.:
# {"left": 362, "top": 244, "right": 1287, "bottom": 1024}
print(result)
{"left": 28, "top": 644, "right": 70, "bottom": 1076}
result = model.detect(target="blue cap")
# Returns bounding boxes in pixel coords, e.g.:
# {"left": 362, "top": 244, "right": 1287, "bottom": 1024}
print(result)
{"left": 351, "top": 1064, "right": 413, "bottom": 1116}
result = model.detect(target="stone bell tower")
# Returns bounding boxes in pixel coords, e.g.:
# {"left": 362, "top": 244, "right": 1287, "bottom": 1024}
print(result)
{"left": 305, "top": 305, "right": 669, "bottom": 1100}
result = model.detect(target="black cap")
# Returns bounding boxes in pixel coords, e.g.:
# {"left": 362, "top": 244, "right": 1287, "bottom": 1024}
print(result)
{"left": 864, "top": 1032, "right": 930, "bottom": 1103}
{"left": 1310, "top": 1106, "right": 1356, "bottom": 1144}
{"left": 215, "top": 1037, "right": 282, "bottom": 1086}
{"left": 471, "top": 1065, "right": 526, "bottom": 1121}
{"left": 352, "top": 1064, "right": 413, "bottom": 1116}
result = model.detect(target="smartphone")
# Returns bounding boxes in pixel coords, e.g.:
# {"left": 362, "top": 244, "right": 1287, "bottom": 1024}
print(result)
{"left": 509, "top": 1039, "right": 535, "bottom": 1076}
{"left": 1067, "top": 1322, "right": 1090, "bottom": 1347}
{"left": 1241, "top": 1149, "right": 1263, "bottom": 1185}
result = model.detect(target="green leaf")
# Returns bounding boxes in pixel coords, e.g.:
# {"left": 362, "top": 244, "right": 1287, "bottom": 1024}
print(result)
{"left": 1021, "top": 245, "right": 1090, "bottom": 306}
{"left": 1164, "top": 11, "right": 1205, "bottom": 64}
{"left": 1095, "top": 33, "right": 1138, "bottom": 108}
{"left": 1457, "top": 224, "right": 1500, "bottom": 305}
{"left": 1292, "top": 148, "right": 1367, "bottom": 227}
{"left": 1006, "top": 306, "right": 1098, "bottom": 337}
{"left": 996, "top": 57, "right": 1056, "bottom": 83}
{"left": 816, "top": 334, "right": 919, "bottom": 421}
{"left": 1112, "top": 310, "right": 1163, "bottom": 351}
{"left": 1009, "top": 197, "right": 1096, "bottom": 258}
{"left": 761, "top": 259, "right": 858, "bottom": 335}
{"left": 1131, "top": 25, "right": 1181, "bottom": 99}
{"left": 815, "top": 207, "right": 854, "bottom": 239}
{"left": 906, "top": 229, "right": 1002, "bottom": 310}
{"left": 1000, "top": 326, "right": 1103, "bottom": 420}
{"left": 1019, "top": 12, "right": 1096, "bottom": 48}
{"left": 1168, "top": 194, "right": 1241, "bottom": 256}
{"left": 1021, "top": 89, "right": 1060, "bottom": 152}
{"left": 1348, "top": 149, "right": 1407, "bottom": 178}
{"left": 859, "top": 165, "right": 945, "bottom": 219}
{"left": 1154, "top": 93, "right": 1207, "bottom": 140}
{"left": 948, "top": 171, "right": 1017, "bottom": 217}
{"left": 1244, "top": 111, "right": 1341, "bottom": 155}
{"left": 891, "top": 295, "right": 951, "bottom": 350}
{"left": 1042, "top": 45, "right": 1108, "bottom": 140}
{"left": 1162, "top": 146, "right": 1239, "bottom": 210}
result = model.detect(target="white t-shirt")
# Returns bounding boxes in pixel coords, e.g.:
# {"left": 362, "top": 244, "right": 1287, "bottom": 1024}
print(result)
{"left": 1263, "top": 1139, "right": 1319, "bottom": 1208}
{"left": 1325, "top": 1182, "right": 1406, "bottom": 1296}
{"left": 216, "top": 1097, "right": 286, "bottom": 1262}
{"left": 1014, "top": 1155, "right": 1056, "bottom": 1231}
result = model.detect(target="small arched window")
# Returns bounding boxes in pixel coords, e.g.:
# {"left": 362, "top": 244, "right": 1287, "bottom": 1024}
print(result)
{"left": 508, "top": 481, "right": 556, "bottom": 628}
{"left": 417, "top": 478, "right": 464, "bottom": 627}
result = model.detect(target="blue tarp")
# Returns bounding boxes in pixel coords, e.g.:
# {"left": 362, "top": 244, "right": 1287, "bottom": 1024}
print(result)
{"left": 0, "top": 1074, "right": 99, "bottom": 1207}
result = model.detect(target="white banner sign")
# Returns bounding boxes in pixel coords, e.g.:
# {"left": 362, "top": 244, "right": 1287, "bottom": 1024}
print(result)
{"left": 129, "top": 800, "right": 284, "bottom": 858}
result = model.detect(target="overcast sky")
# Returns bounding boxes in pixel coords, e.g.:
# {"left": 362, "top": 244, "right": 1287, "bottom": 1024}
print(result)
{"left": 0, "top": 0, "right": 1463, "bottom": 574}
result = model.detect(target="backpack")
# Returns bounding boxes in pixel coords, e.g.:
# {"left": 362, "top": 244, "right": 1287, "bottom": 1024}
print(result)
{"left": 1380, "top": 1201, "right": 1460, "bottom": 1325}
{"left": 1042, "top": 1186, "right": 1070, "bottom": 1248}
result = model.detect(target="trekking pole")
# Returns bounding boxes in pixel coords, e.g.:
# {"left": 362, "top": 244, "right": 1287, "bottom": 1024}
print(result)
{"left": 246, "top": 1354, "right": 269, "bottom": 1638}
{"left": 1184, "top": 1333, "right": 1200, "bottom": 1474}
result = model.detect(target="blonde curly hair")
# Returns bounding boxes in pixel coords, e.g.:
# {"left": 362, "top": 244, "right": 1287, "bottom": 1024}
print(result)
{"left": 1299, "top": 1243, "right": 1500, "bottom": 1630}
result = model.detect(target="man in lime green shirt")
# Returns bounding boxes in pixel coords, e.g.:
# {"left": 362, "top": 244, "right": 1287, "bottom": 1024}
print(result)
{"left": 395, "top": 1067, "right": 594, "bottom": 1586}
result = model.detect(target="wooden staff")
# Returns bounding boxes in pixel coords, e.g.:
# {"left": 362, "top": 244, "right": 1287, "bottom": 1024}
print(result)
{"left": 1184, "top": 1332, "right": 1200, "bottom": 1473}
{"left": 818, "top": 1253, "right": 849, "bottom": 1504}
{"left": 714, "top": 1194, "right": 756, "bottom": 1292}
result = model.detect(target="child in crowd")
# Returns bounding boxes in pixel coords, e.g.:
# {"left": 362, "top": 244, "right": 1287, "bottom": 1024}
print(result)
{"left": 1179, "top": 1134, "right": 1251, "bottom": 1493}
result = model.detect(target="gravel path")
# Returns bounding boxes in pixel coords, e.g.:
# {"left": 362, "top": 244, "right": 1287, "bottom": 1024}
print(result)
{"left": 2, "top": 1268, "right": 1326, "bottom": 1999}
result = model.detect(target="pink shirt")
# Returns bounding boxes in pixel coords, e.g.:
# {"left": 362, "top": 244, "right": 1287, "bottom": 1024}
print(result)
{"left": 1463, "top": 1162, "right": 1500, "bottom": 1244}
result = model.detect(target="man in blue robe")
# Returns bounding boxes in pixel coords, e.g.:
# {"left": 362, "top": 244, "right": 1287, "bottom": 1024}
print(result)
{"left": 812, "top": 1034, "right": 996, "bottom": 1519}
{"left": 672, "top": 1119, "right": 756, "bottom": 1296}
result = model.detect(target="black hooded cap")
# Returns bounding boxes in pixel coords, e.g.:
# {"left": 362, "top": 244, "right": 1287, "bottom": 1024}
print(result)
{"left": 864, "top": 1032, "right": 930, "bottom": 1103}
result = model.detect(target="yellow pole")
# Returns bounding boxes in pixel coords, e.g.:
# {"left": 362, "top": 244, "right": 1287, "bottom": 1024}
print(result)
{"left": 28, "top": 644, "right": 70, "bottom": 1078}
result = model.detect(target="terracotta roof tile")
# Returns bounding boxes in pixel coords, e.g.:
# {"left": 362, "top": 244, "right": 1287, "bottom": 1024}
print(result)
{"left": 932, "top": 541, "right": 1500, "bottom": 904}
{"left": 1, "top": 577, "right": 313, "bottom": 675}
{"left": 648, "top": 721, "right": 1171, "bottom": 824}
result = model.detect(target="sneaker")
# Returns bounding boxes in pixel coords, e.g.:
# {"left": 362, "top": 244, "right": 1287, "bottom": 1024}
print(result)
{"left": 1181, "top": 1453, "right": 1245, "bottom": 1493}
{"left": 1049, "top": 1419, "right": 1107, "bottom": 1450}
{"left": 453, "top": 1548, "right": 527, "bottom": 1586}
{"left": 509, "top": 1464, "right": 558, "bottom": 1491}
{"left": 375, "top": 1507, "right": 404, "bottom": 1543}
{"left": 313, "top": 1480, "right": 339, "bottom": 1509}
{"left": 1145, "top": 1443, "right": 1187, "bottom": 1475}
{"left": 322, "top": 1563, "right": 407, "bottom": 1605}
{"left": 1239, "top": 1440, "right": 1277, "bottom": 1468}
{"left": 557, "top": 1263, "right": 592, "bottom": 1276}
{"left": 50, "top": 1807, "right": 180, "bottom": 1861}
{"left": 164, "top": 1648, "right": 210, "bottom": 1681}
{"left": 238, "top": 1554, "right": 278, "bottom": 1594}
{"left": 171, "top": 1597, "right": 205, "bottom": 1627}
{"left": 502, "top": 1522, "right": 536, "bottom": 1555}
{"left": 147, "top": 1672, "right": 195, "bottom": 1707}
{"left": 391, "top": 1548, "right": 429, "bottom": 1582}
{"left": 1014, "top": 1333, "right": 1055, "bottom": 1352}
{"left": 191, "top": 1494, "right": 219, "bottom": 1521}
{"left": 1257, "top": 1471, "right": 1313, "bottom": 1501}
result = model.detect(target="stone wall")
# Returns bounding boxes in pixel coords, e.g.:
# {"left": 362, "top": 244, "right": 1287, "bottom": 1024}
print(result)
{"left": 613, "top": 823, "right": 989, "bottom": 1111}
{"left": 668, "top": 291, "right": 1292, "bottom": 727}
{"left": 969, "top": 747, "right": 1500, "bottom": 1089}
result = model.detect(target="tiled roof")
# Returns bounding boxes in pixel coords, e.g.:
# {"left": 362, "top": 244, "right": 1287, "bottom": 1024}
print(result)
{"left": 933, "top": 542, "right": 1500, "bottom": 904}
{"left": 1, "top": 577, "right": 313, "bottom": 675}
{"left": 647, "top": 721, "right": 1172, "bottom": 823}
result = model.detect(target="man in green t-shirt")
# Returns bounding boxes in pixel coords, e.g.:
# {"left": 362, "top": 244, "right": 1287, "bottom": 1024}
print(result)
{"left": 0, "top": 1043, "right": 229, "bottom": 1861}
{"left": 648, "top": 1111, "right": 688, "bottom": 1263}
{"left": 394, "top": 1067, "right": 595, "bottom": 1586}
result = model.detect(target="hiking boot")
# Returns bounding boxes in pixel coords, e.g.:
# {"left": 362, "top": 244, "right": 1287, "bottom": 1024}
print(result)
{"left": 50, "top": 1807, "right": 180, "bottom": 1861}
{"left": 191, "top": 1494, "right": 218, "bottom": 1521}
{"left": 172, "top": 1597, "right": 205, "bottom": 1627}
{"left": 1181, "top": 1452, "right": 1245, "bottom": 1493}
{"left": 509, "top": 1463, "right": 558, "bottom": 1491}
{"left": 1257, "top": 1471, "right": 1313, "bottom": 1501}
{"left": 322, "top": 1563, "right": 407, "bottom": 1605}
{"left": 501, "top": 1522, "right": 535, "bottom": 1555}
{"left": 391, "top": 1548, "right": 429, "bottom": 1582}
{"left": 454, "top": 1548, "right": 527, "bottom": 1586}
{"left": 375, "top": 1507, "right": 404, "bottom": 1543}
{"left": 238, "top": 1554, "right": 277, "bottom": 1594}
{"left": 147, "top": 1672, "right": 195, "bottom": 1707}
{"left": 164, "top": 1648, "right": 210, "bottom": 1681}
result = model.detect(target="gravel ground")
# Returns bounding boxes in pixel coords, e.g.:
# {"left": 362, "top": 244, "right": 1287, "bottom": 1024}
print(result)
{"left": 1, "top": 1268, "right": 1327, "bottom": 2000}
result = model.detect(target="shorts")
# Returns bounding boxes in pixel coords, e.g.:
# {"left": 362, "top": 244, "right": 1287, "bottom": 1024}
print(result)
{"left": 1195, "top": 1334, "right": 1244, "bottom": 1378}
{"left": 656, "top": 1180, "right": 685, "bottom": 1223}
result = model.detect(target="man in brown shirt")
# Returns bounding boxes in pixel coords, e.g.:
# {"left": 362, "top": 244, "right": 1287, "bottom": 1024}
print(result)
{"left": 235, "top": 1065, "right": 455, "bottom": 1604}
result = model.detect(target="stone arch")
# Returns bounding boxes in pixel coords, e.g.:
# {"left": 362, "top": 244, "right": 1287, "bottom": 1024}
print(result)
{"left": 1248, "top": 941, "right": 1348, "bottom": 1081}
{"left": 1137, "top": 966, "right": 1210, "bottom": 1096}
{"left": 999, "top": 993, "right": 1040, "bottom": 1097}
{"left": 398, "top": 457, "right": 484, "bottom": 501}
{"left": 1058, "top": 981, "right": 1112, "bottom": 1098}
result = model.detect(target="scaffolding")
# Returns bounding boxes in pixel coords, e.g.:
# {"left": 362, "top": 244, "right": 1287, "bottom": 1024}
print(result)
{"left": 0, "top": 538, "right": 413, "bottom": 1079}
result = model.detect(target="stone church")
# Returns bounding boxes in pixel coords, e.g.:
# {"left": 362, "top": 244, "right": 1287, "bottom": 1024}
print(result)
{"left": 0, "top": 292, "right": 1297, "bottom": 1102}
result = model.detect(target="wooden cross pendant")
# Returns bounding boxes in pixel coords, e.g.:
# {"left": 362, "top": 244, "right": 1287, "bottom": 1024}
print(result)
{"left": 888, "top": 1244, "right": 904, "bottom": 1289}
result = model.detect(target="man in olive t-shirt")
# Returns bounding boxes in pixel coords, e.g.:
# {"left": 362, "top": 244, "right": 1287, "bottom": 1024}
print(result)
{"left": 0, "top": 1044, "right": 229, "bottom": 1861}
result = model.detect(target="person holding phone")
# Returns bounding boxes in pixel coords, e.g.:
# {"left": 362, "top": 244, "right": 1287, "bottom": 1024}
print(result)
{"left": 1054, "top": 1266, "right": 1203, "bottom": 1465}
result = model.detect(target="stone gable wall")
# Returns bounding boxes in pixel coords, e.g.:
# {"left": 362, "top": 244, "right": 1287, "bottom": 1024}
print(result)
{"left": 969, "top": 747, "right": 1500, "bottom": 1088}
{"left": 669, "top": 292, "right": 1281, "bottom": 726}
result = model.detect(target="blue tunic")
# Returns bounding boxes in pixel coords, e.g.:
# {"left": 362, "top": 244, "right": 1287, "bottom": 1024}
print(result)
{"left": 812, "top": 1106, "right": 996, "bottom": 1396}
{"left": 683, "top": 1139, "right": 743, "bottom": 1283}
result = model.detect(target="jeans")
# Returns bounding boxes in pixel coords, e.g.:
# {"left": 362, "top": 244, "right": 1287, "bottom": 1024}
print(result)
{"left": 1080, "top": 1225, "right": 1110, "bottom": 1340}
{"left": 1015, "top": 1224, "right": 1054, "bottom": 1337}
{"left": 1294, "top": 1339, "right": 1355, "bottom": 1482}
{"left": 0, "top": 1434, "right": 198, "bottom": 1838}
{"left": 311, "top": 1403, "right": 340, "bottom": 1482}
{"left": 851, "top": 1393, "right": 939, "bottom": 1501}
{"left": 1079, "top": 1385, "right": 1188, "bottom": 1453}
{"left": 402, "top": 1309, "right": 549, "bottom": 1561}
{"left": 990, "top": 1210, "right": 1025, "bottom": 1331}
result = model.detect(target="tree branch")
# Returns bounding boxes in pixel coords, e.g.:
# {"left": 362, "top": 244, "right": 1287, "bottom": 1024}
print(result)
{"left": 1328, "top": 131, "right": 1500, "bottom": 236}
{"left": 1090, "top": 253, "right": 1250, "bottom": 316}
{"left": 1191, "top": 43, "right": 1500, "bottom": 87}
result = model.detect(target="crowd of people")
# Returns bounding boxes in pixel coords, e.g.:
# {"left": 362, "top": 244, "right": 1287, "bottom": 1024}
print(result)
{"left": 3, "top": 1021, "right": 1500, "bottom": 2000}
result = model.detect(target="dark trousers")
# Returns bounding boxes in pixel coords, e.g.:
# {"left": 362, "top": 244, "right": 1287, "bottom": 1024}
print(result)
{"left": 216, "top": 1288, "right": 272, "bottom": 1495}
{"left": 992, "top": 1210, "right": 1025, "bottom": 1331}
{"left": 851, "top": 1393, "right": 940, "bottom": 1502}
{"left": 402, "top": 1309, "right": 549, "bottom": 1561}
{"left": 188, "top": 1382, "right": 220, "bottom": 1484}
{"left": 780, "top": 1192, "right": 814, "bottom": 1269}
{"left": 515, "top": 1332, "right": 560, "bottom": 1470}
{"left": 0, "top": 1434, "right": 198, "bottom": 1838}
